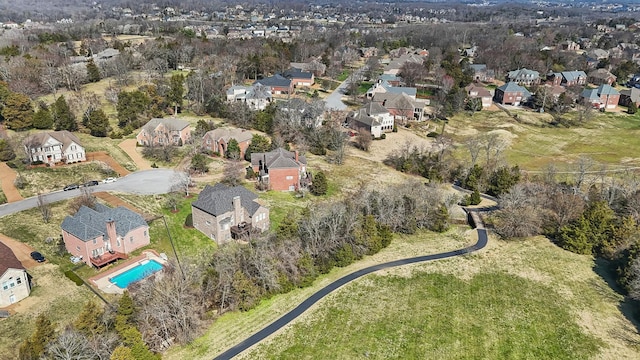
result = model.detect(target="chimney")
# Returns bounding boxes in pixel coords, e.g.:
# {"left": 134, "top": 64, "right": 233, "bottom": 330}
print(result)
{"left": 294, "top": 150, "right": 299, "bottom": 162}
{"left": 106, "top": 218, "right": 117, "bottom": 247}
{"left": 263, "top": 154, "right": 268, "bottom": 174}
{"left": 232, "top": 196, "right": 243, "bottom": 225}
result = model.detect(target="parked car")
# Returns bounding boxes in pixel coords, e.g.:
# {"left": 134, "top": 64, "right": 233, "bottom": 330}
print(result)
{"left": 84, "top": 180, "right": 99, "bottom": 187}
{"left": 63, "top": 184, "right": 80, "bottom": 191}
{"left": 30, "top": 251, "right": 46, "bottom": 262}
{"left": 102, "top": 177, "right": 117, "bottom": 184}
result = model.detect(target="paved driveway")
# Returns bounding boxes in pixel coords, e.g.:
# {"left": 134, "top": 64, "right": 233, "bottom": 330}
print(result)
{"left": 0, "top": 169, "right": 178, "bottom": 218}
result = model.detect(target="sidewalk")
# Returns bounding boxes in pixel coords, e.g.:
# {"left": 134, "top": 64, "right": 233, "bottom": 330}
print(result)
{"left": 118, "top": 139, "right": 152, "bottom": 171}
{"left": 0, "top": 162, "right": 23, "bottom": 203}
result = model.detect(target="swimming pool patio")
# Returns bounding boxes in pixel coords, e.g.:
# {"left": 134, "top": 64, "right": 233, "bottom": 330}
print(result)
{"left": 89, "top": 250, "right": 168, "bottom": 294}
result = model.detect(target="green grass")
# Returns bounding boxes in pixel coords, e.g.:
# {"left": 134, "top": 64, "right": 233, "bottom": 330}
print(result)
{"left": 247, "top": 272, "right": 601, "bottom": 359}
{"left": 358, "top": 81, "right": 373, "bottom": 94}
{"left": 17, "top": 162, "right": 117, "bottom": 198}
{"left": 337, "top": 70, "right": 351, "bottom": 82}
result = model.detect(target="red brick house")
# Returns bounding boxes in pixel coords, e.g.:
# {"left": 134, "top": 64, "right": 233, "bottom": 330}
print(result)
{"left": 251, "top": 148, "right": 308, "bottom": 191}
{"left": 282, "top": 68, "right": 315, "bottom": 87}
{"left": 61, "top": 204, "right": 150, "bottom": 267}
{"left": 547, "top": 70, "right": 587, "bottom": 87}
{"left": 588, "top": 69, "right": 617, "bottom": 86}
{"left": 465, "top": 84, "right": 493, "bottom": 108}
{"left": 494, "top": 82, "right": 532, "bottom": 106}
{"left": 254, "top": 74, "right": 293, "bottom": 95}
{"left": 136, "top": 118, "right": 191, "bottom": 147}
{"left": 202, "top": 128, "right": 253, "bottom": 159}
{"left": 191, "top": 183, "right": 269, "bottom": 244}
{"left": 581, "top": 84, "right": 620, "bottom": 111}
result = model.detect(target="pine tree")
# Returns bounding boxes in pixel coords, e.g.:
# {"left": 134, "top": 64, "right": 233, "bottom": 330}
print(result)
{"left": 3, "top": 92, "right": 34, "bottom": 130}
{"left": 52, "top": 95, "right": 77, "bottom": 131}
{"left": 110, "top": 346, "right": 135, "bottom": 360}
{"left": 32, "top": 106, "right": 53, "bottom": 129}
{"left": 225, "top": 138, "right": 241, "bottom": 160}
{"left": 167, "top": 73, "right": 185, "bottom": 113}
{"left": 245, "top": 134, "right": 271, "bottom": 161}
{"left": 310, "top": 171, "right": 328, "bottom": 196}
{"left": 74, "top": 301, "right": 105, "bottom": 336}
{"left": 86, "top": 58, "right": 101, "bottom": 83}
{"left": 84, "top": 108, "right": 110, "bottom": 137}
{"left": 19, "top": 313, "right": 56, "bottom": 359}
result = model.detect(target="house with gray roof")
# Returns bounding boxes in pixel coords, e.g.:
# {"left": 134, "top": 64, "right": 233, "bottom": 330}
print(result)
{"left": 347, "top": 102, "right": 394, "bottom": 138}
{"left": 588, "top": 68, "right": 617, "bottom": 86}
{"left": 470, "top": 64, "right": 495, "bottom": 83}
{"left": 24, "top": 130, "right": 85, "bottom": 166}
{"left": 371, "top": 92, "right": 426, "bottom": 122}
{"left": 192, "top": 183, "right": 269, "bottom": 243}
{"left": 507, "top": 68, "right": 540, "bottom": 86}
{"left": 580, "top": 84, "right": 620, "bottom": 111}
{"left": 61, "top": 204, "right": 150, "bottom": 267}
{"left": 494, "top": 82, "right": 532, "bottom": 106}
{"left": 254, "top": 74, "right": 293, "bottom": 94}
{"left": 251, "top": 148, "right": 308, "bottom": 191}
{"left": 226, "top": 83, "right": 272, "bottom": 110}
{"left": 620, "top": 87, "right": 640, "bottom": 107}
{"left": 0, "top": 241, "right": 30, "bottom": 307}
{"left": 366, "top": 80, "right": 417, "bottom": 100}
{"left": 548, "top": 70, "right": 587, "bottom": 87}
{"left": 136, "top": 117, "right": 191, "bottom": 147}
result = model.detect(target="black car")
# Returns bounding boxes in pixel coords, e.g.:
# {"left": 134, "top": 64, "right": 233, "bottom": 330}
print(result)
{"left": 30, "top": 251, "right": 45, "bottom": 263}
{"left": 84, "top": 180, "right": 99, "bottom": 187}
{"left": 63, "top": 184, "right": 80, "bottom": 191}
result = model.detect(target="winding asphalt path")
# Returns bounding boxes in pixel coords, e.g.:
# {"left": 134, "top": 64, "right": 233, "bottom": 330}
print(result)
{"left": 214, "top": 211, "right": 488, "bottom": 360}
{"left": 0, "top": 169, "right": 178, "bottom": 218}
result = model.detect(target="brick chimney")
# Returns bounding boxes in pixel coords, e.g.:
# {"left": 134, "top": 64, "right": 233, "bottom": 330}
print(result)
{"left": 232, "top": 196, "right": 243, "bottom": 225}
{"left": 294, "top": 150, "right": 299, "bottom": 162}
{"left": 105, "top": 218, "right": 117, "bottom": 247}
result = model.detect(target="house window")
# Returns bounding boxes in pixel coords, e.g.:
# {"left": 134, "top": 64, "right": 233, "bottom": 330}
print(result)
{"left": 71, "top": 145, "right": 76, "bottom": 150}
{"left": 144, "top": 230, "right": 147, "bottom": 237}
{"left": 286, "top": 176, "right": 294, "bottom": 180}
{"left": 16, "top": 277, "right": 21, "bottom": 285}
{"left": 76, "top": 246, "right": 80, "bottom": 251}
{"left": 2, "top": 281, "right": 8, "bottom": 290}
{"left": 116, "top": 238, "right": 121, "bottom": 247}
{"left": 206, "top": 221, "right": 211, "bottom": 226}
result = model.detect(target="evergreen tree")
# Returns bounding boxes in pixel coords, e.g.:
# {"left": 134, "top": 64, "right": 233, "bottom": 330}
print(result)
{"left": 52, "top": 95, "right": 77, "bottom": 131}
{"left": 74, "top": 301, "right": 105, "bottom": 336}
{"left": 110, "top": 346, "right": 135, "bottom": 360}
{"left": 32, "top": 104, "right": 53, "bottom": 129}
{"left": 244, "top": 134, "right": 271, "bottom": 161}
{"left": 86, "top": 58, "right": 101, "bottom": 83}
{"left": 310, "top": 171, "right": 328, "bottom": 196}
{"left": 167, "top": 73, "right": 185, "bottom": 113}
{"left": 469, "top": 189, "right": 482, "bottom": 205}
{"left": 117, "top": 90, "right": 150, "bottom": 128}
{"left": 0, "top": 138, "right": 15, "bottom": 161}
{"left": 84, "top": 108, "right": 110, "bottom": 137}
{"left": 19, "top": 313, "right": 56, "bottom": 360}
{"left": 225, "top": 138, "right": 241, "bottom": 160}
{"left": 3, "top": 92, "right": 34, "bottom": 130}
{"left": 190, "top": 153, "right": 209, "bottom": 173}
{"left": 276, "top": 211, "right": 299, "bottom": 240}
{"left": 628, "top": 102, "right": 638, "bottom": 115}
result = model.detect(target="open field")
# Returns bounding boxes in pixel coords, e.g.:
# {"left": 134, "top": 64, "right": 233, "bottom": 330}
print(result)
{"left": 16, "top": 161, "right": 118, "bottom": 198}
{"left": 445, "top": 109, "right": 640, "bottom": 171}
{"left": 243, "top": 236, "right": 640, "bottom": 360}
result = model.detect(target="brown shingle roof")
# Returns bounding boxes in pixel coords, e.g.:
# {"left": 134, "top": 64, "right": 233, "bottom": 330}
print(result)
{"left": 24, "top": 131, "right": 82, "bottom": 152}
{"left": 0, "top": 241, "right": 24, "bottom": 276}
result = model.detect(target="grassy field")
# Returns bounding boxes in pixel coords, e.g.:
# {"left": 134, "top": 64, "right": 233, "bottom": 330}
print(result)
{"left": 241, "top": 236, "right": 640, "bottom": 359}
{"left": 16, "top": 162, "right": 117, "bottom": 197}
{"left": 445, "top": 109, "right": 640, "bottom": 171}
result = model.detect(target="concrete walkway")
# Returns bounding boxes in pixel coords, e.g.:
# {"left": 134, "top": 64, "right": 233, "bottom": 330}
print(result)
{"left": 118, "top": 139, "right": 152, "bottom": 171}
{"left": 0, "top": 162, "right": 23, "bottom": 203}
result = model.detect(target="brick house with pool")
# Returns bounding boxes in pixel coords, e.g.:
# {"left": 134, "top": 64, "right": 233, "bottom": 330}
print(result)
{"left": 61, "top": 204, "right": 150, "bottom": 267}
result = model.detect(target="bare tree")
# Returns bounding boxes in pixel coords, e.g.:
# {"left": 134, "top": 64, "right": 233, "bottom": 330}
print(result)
{"left": 46, "top": 328, "right": 94, "bottom": 360}
{"left": 171, "top": 171, "right": 193, "bottom": 197}
{"left": 464, "top": 136, "right": 483, "bottom": 166}
{"left": 37, "top": 193, "right": 52, "bottom": 223}
{"left": 222, "top": 159, "right": 244, "bottom": 187}
{"left": 68, "top": 186, "right": 97, "bottom": 215}
{"left": 356, "top": 129, "right": 373, "bottom": 151}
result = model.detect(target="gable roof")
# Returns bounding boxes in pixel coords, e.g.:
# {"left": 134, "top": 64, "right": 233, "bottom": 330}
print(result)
{"left": 597, "top": 84, "right": 619, "bottom": 96}
{"left": 581, "top": 88, "right": 600, "bottom": 101}
{"left": 61, "top": 204, "right": 148, "bottom": 242}
{"left": 0, "top": 241, "right": 24, "bottom": 277}
{"left": 24, "top": 131, "right": 82, "bottom": 151}
{"left": 192, "top": 183, "right": 262, "bottom": 217}
{"left": 250, "top": 147, "right": 306, "bottom": 169}
{"left": 508, "top": 68, "right": 540, "bottom": 80}
{"left": 373, "top": 92, "right": 421, "bottom": 109}
{"left": 497, "top": 81, "right": 530, "bottom": 95}
{"left": 142, "top": 118, "right": 190, "bottom": 132}
{"left": 465, "top": 84, "right": 492, "bottom": 97}
{"left": 561, "top": 70, "right": 587, "bottom": 82}
{"left": 620, "top": 87, "right": 640, "bottom": 102}
{"left": 361, "top": 102, "right": 390, "bottom": 116}
{"left": 203, "top": 128, "right": 253, "bottom": 144}
{"left": 589, "top": 68, "right": 616, "bottom": 80}
{"left": 469, "top": 64, "right": 487, "bottom": 72}
{"left": 255, "top": 74, "right": 291, "bottom": 88}
{"left": 282, "top": 68, "right": 313, "bottom": 80}
{"left": 350, "top": 109, "right": 382, "bottom": 128}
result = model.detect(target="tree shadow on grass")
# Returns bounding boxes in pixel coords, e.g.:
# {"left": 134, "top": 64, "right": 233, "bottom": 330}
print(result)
{"left": 593, "top": 257, "right": 640, "bottom": 345}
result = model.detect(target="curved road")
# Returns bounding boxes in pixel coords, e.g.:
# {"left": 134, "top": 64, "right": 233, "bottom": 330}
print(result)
{"left": 214, "top": 213, "right": 488, "bottom": 360}
{"left": 0, "top": 169, "right": 178, "bottom": 218}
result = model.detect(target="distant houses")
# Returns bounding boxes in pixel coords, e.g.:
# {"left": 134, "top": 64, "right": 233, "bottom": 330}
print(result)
{"left": 136, "top": 118, "right": 191, "bottom": 147}
{"left": 506, "top": 68, "right": 540, "bottom": 86}
{"left": 24, "top": 130, "right": 86, "bottom": 166}
{"left": 588, "top": 68, "right": 617, "bottom": 86}
{"left": 226, "top": 83, "right": 272, "bottom": 110}
{"left": 254, "top": 74, "right": 293, "bottom": 94}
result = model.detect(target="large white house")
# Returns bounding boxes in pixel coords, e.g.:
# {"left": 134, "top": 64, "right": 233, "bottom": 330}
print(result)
{"left": 348, "top": 102, "right": 394, "bottom": 138}
{"left": 0, "top": 241, "right": 31, "bottom": 307}
{"left": 23, "top": 131, "right": 85, "bottom": 165}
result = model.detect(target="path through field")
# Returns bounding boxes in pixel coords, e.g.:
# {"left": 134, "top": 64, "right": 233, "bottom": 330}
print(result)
{"left": 118, "top": 139, "right": 153, "bottom": 171}
{"left": 0, "top": 162, "right": 23, "bottom": 203}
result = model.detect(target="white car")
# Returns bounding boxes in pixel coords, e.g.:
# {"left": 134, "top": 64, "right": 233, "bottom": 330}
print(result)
{"left": 102, "top": 177, "right": 117, "bottom": 184}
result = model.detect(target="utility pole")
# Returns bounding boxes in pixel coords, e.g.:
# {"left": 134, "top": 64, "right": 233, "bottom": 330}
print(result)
{"left": 163, "top": 216, "right": 185, "bottom": 279}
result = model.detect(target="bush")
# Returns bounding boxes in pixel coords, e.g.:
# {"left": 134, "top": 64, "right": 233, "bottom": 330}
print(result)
{"left": 184, "top": 213, "right": 193, "bottom": 227}
{"left": 470, "top": 189, "right": 482, "bottom": 205}
{"left": 380, "top": 133, "right": 386, "bottom": 139}
{"left": 64, "top": 270, "right": 84, "bottom": 286}
{"left": 628, "top": 102, "right": 638, "bottom": 115}
{"left": 392, "top": 126, "right": 398, "bottom": 132}
{"left": 427, "top": 132, "right": 439, "bottom": 138}
{"left": 31, "top": 160, "right": 44, "bottom": 165}
{"left": 310, "top": 171, "right": 328, "bottom": 196}
{"left": 0, "top": 192, "right": 6, "bottom": 204}
{"left": 13, "top": 175, "right": 27, "bottom": 189}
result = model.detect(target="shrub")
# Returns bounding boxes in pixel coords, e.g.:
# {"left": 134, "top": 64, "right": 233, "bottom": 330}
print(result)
{"left": 184, "top": 213, "right": 193, "bottom": 227}
{"left": 0, "top": 192, "right": 6, "bottom": 204}
{"left": 64, "top": 270, "right": 84, "bottom": 286}
{"left": 628, "top": 102, "right": 638, "bottom": 115}
{"left": 31, "top": 160, "right": 44, "bottom": 165}
{"left": 380, "top": 133, "right": 386, "bottom": 139}
{"left": 427, "top": 132, "right": 439, "bottom": 138}
{"left": 310, "top": 171, "right": 328, "bottom": 196}
{"left": 13, "top": 175, "right": 27, "bottom": 189}
{"left": 392, "top": 125, "right": 398, "bottom": 132}
{"left": 470, "top": 189, "right": 482, "bottom": 205}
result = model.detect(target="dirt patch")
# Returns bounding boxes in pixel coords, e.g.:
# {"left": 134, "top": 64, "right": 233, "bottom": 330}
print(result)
{"left": 86, "top": 151, "right": 130, "bottom": 176}
{"left": 118, "top": 139, "right": 152, "bottom": 171}
{"left": 0, "top": 162, "right": 23, "bottom": 203}
{"left": 350, "top": 127, "right": 435, "bottom": 163}
{"left": 94, "top": 192, "right": 156, "bottom": 221}
{"left": 0, "top": 233, "right": 39, "bottom": 269}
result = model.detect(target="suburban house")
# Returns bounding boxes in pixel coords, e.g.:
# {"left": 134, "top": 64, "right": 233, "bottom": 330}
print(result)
{"left": 366, "top": 80, "right": 417, "bottom": 100}
{"left": 620, "top": 87, "right": 640, "bottom": 107}
{"left": 0, "top": 241, "right": 30, "bottom": 307}
{"left": 226, "top": 84, "right": 272, "bottom": 110}
{"left": 580, "top": 84, "right": 620, "bottom": 111}
{"left": 191, "top": 183, "right": 269, "bottom": 244}
{"left": 251, "top": 148, "right": 308, "bottom": 191}
{"left": 506, "top": 68, "right": 540, "bottom": 86}
{"left": 202, "top": 128, "right": 253, "bottom": 159}
{"left": 282, "top": 68, "right": 315, "bottom": 87}
{"left": 289, "top": 59, "right": 326, "bottom": 76}
{"left": 276, "top": 98, "right": 324, "bottom": 128}
{"left": 347, "top": 102, "right": 395, "bottom": 138}
{"left": 465, "top": 84, "right": 493, "bottom": 108}
{"left": 469, "top": 64, "right": 495, "bottom": 83}
{"left": 372, "top": 92, "right": 426, "bottom": 122}
{"left": 254, "top": 74, "right": 293, "bottom": 94}
{"left": 588, "top": 69, "right": 617, "bottom": 86}
{"left": 24, "top": 131, "right": 86, "bottom": 166}
{"left": 383, "top": 53, "right": 424, "bottom": 75}
{"left": 377, "top": 74, "right": 403, "bottom": 86}
{"left": 494, "top": 82, "right": 532, "bottom": 106}
{"left": 136, "top": 118, "right": 191, "bottom": 147}
{"left": 542, "top": 84, "right": 567, "bottom": 102}
{"left": 548, "top": 70, "right": 587, "bottom": 87}
{"left": 61, "top": 204, "right": 150, "bottom": 267}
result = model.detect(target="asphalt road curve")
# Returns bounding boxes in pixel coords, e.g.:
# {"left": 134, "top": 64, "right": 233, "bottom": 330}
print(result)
{"left": 214, "top": 225, "right": 489, "bottom": 360}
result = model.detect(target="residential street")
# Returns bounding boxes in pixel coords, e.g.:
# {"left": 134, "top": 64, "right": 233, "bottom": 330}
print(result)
{"left": 0, "top": 169, "right": 177, "bottom": 218}
{"left": 323, "top": 66, "right": 367, "bottom": 111}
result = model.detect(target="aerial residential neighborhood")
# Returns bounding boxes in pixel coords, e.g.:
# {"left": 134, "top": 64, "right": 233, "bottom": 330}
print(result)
{"left": 1, "top": 0, "right": 640, "bottom": 359}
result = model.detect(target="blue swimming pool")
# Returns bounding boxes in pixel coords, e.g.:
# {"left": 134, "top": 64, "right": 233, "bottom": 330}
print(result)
{"left": 110, "top": 259, "right": 164, "bottom": 289}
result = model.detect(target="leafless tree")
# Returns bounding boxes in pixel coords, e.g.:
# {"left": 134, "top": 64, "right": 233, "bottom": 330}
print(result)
{"left": 575, "top": 100, "right": 595, "bottom": 124}
{"left": 464, "top": 136, "right": 483, "bottom": 166}
{"left": 171, "top": 171, "right": 193, "bottom": 197}
{"left": 45, "top": 328, "right": 94, "bottom": 360}
{"left": 399, "top": 61, "right": 427, "bottom": 87}
{"left": 37, "top": 193, "right": 52, "bottom": 223}
{"left": 222, "top": 159, "right": 244, "bottom": 187}
{"left": 68, "top": 186, "right": 96, "bottom": 215}
{"left": 356, "top": 129, "right": 373, "bottom": 151}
